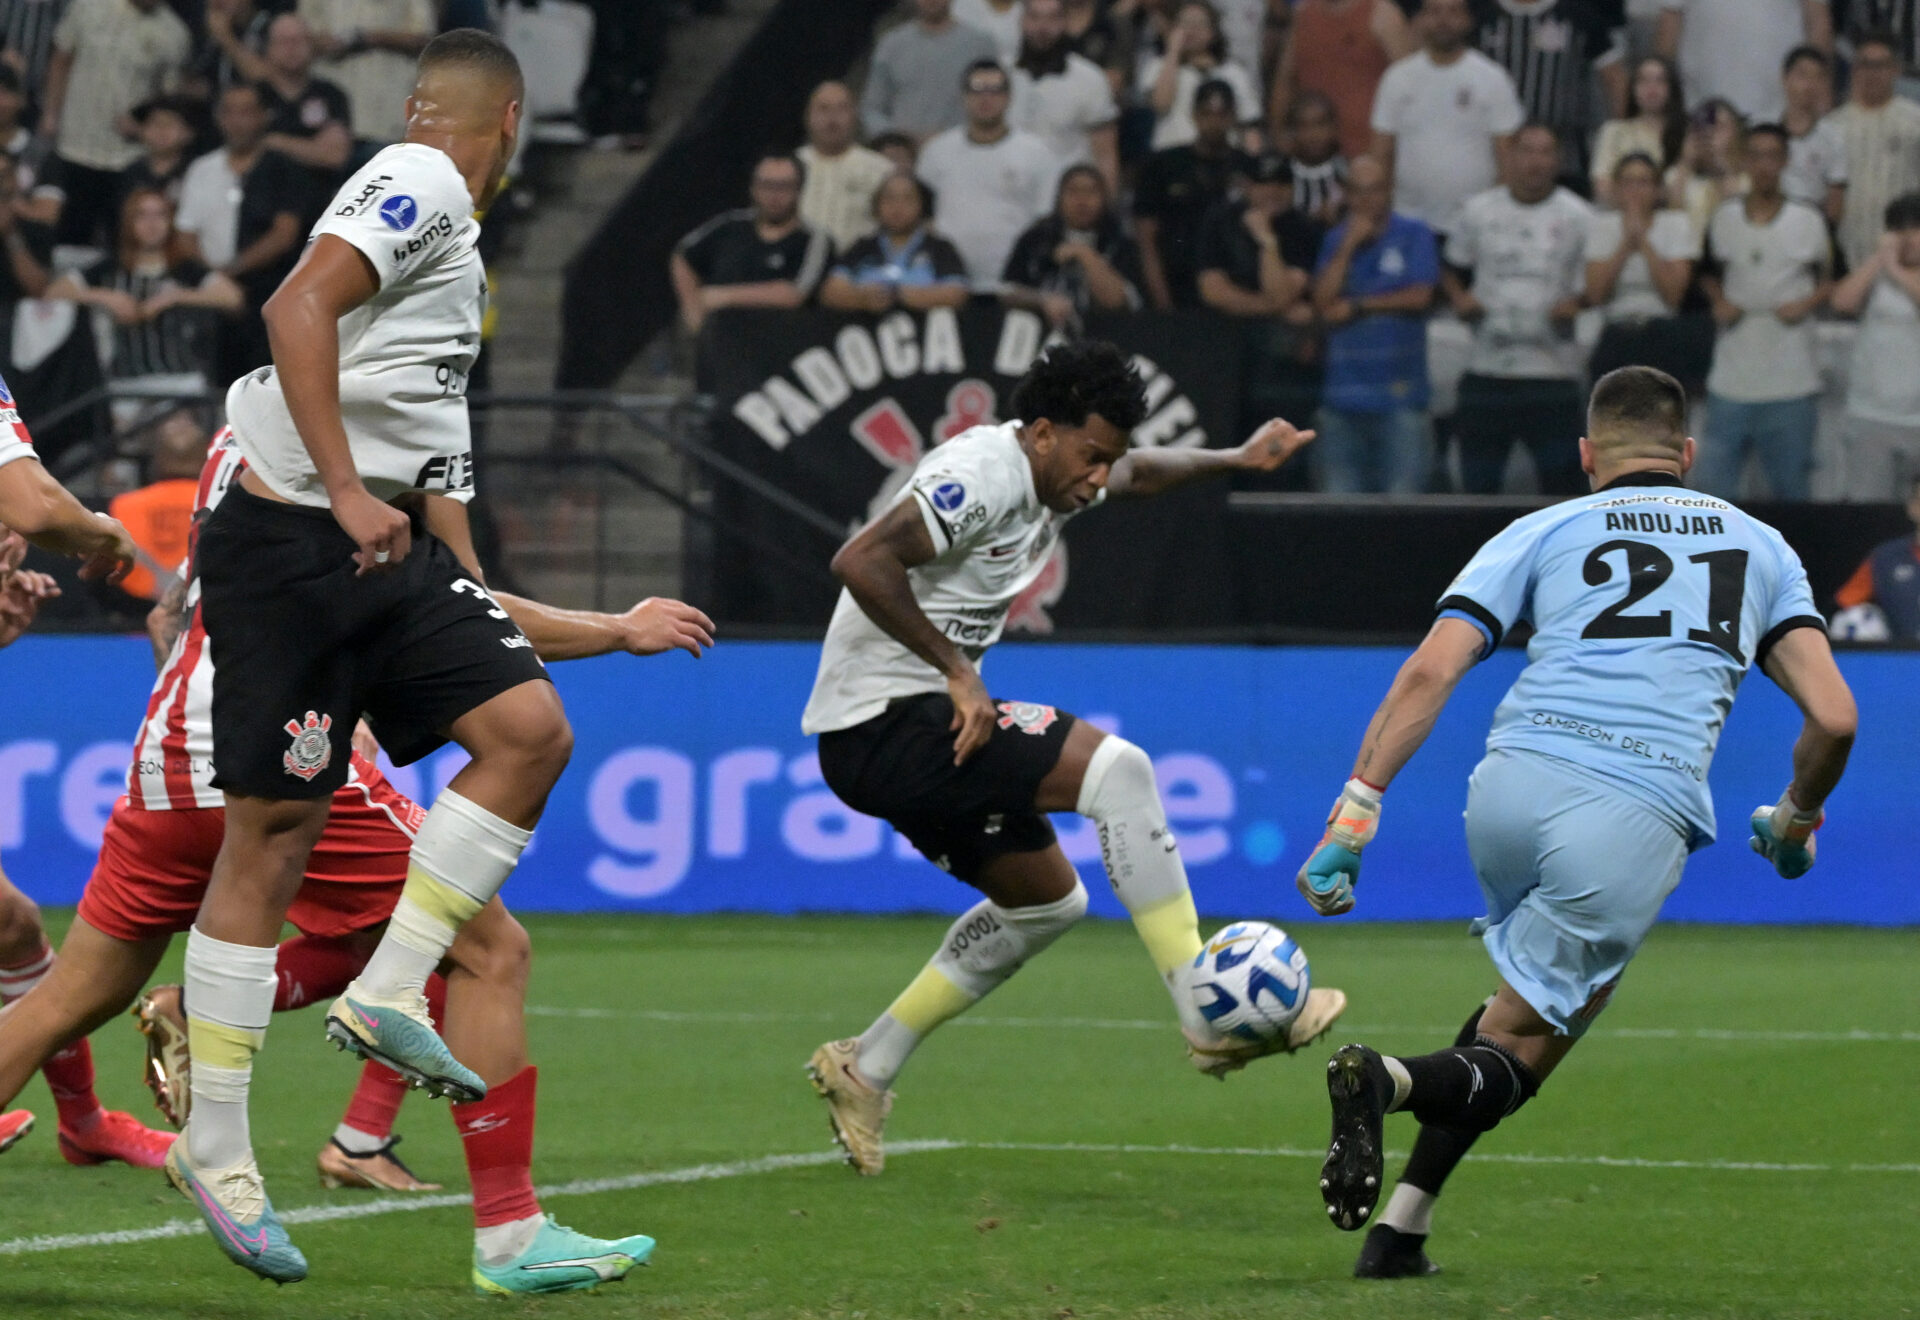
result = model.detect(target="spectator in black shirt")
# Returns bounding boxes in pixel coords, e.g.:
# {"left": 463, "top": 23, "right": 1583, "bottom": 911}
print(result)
{"left": 197, "top": 0, "right": 273, "bottom": 98}
{"left": 1064, "top": 0, "right": 1134, "bottom": 99}
{"left": 671, "top": 153, "right": 835, "bottom": 334}
{"left": 252, "top": 16, "right": 354, "bottom": 183}
{"left": 0, "top": 66, "right": 60, "bottom": 232}
{"left": 1001, "top": 162, "right": 1143, "bottom": 327}
{"left": 45, "top": 187, "right": 242, "bottom": 419}
{"left": 820, "top": 169, "right": 971, "bottom": 312}
{"left": 1133, "top": 76, "right": 1247, "bottom": 308}
{"left": 114, "top": 96, "right": 199, "bottom": 228}
{"left": 1195, "top": 150, "right": 1322, "bottom": 319}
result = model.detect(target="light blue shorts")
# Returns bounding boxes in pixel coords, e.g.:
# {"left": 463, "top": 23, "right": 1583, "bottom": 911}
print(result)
{"left": 1465, "top": 749, "right": 1689, "bottom": 1037}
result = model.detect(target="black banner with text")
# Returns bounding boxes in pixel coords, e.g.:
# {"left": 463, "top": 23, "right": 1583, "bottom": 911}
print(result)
{"left": 700, "top": 306, "right": 1244, "bottom": 630}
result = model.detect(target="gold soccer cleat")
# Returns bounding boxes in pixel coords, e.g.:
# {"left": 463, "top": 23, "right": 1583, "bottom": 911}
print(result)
{"left": 1185, "top": 986, "right": 1350, "bottom": 1079}
{"left": 317, "top": 1136, "right": 442, "bottom": 1192}
{"left": 134, "top": 985, "right": 192, "bottom": 1128}
{"left": 805, "top": 1038, "right": 893, "bottom": 1176}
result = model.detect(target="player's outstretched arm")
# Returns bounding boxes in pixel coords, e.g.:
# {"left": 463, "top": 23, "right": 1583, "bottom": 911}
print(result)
{"left": 0, "top": 456, "right": 135, "bottom": 582}
{"left": 263, "top": 234, "right": 412, "bottom": 575}
{"left": 420, "top": 494, "right": 716, "bottom": 662}
{"left": 1297, "top": 618, "right": 1484, "bottom": 916}
{"left": 1751, "top": 626, "right": 1857, "bottom": 878}
{"left": 1106, "top": 417, "right": 1314, "bottom": 499}
{"left": 832, "top": 499, "right": 997, "bottom": 765}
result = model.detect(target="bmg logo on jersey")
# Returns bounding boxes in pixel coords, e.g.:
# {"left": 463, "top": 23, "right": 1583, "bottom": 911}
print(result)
{"left": 378, "top": 194, "right": 419, "bottom": 231}
{"left": 390, "top": 212, "right": 455, "bottom": 265}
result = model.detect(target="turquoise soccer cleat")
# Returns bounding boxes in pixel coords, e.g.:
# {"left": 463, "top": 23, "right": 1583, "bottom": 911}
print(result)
{"left": 323, "top": 988, "right": 485, "bottom": 1103}
{"left": 164, "top": 1138, "right": 308, "bottom": 1283}
{"left": 471, "top": 1215, "right": 656, "bottom": 1296}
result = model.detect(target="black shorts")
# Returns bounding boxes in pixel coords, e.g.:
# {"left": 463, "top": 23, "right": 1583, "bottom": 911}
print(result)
{"left": 817, "top": 693, "right": 1077, "bottom": 883}
{"left": 198, "top": 483, "right": 550, "bottom": 799}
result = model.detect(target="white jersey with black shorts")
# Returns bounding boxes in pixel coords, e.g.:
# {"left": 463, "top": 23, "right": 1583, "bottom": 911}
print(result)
{"left": 804, "top": 422, "right": 1095, "bottom": 881}
{"left": 196, "top": 143, "right": 546, "bottom": 801}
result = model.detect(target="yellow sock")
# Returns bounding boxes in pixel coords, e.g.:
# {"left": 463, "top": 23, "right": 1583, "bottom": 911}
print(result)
{"left": 885, "top": 964, "right": 977, "bottom": 1034}
{"left": 1130, "top": 891, "right": 1204, "bottom": 980}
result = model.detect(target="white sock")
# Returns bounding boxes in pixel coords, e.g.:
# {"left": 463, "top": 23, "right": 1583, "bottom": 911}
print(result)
{"left": 0, "top": 941, "right": 53, "bottom": 1002}
{"left": 182, "top": 926, "right": 277, "bottom": 1169}
{"left": 855, "top": 885, "right": 1088, "bottom": 1089}
{"left": 475, "top": 1211, "right": 545, "bottom": 1265}
{"left": 332, "top": 1123, "right": 386, "bottom": 1155}
{"left": 1379, "top": 1182, "right": 1437, "bottom": 1236}
{"left": 355, "top": 789, "right": 531, "bottom": 1001}
{"left": 1074, "top": 737, "right": 1208, "bottom": 1033}
{"left": 1382, "top": 1055, "right": 1414, "bottom": 1112}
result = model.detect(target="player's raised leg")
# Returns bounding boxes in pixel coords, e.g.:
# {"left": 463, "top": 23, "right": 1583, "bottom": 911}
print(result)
{"left": 812, "top": 842, "right": 1088, "bottom": 1174}
{"left": 326, "top": 679, "right": 566, "bottom": 1098}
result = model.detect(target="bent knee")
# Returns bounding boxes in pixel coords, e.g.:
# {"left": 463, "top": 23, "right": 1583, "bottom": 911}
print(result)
{"left": 450, "top": 903, "right": 531, "bottom": 987}
{"left": 0, "top": 887, "right": 45, "bottom": 963}
{"left": 1075, "top": 735, "right": 1159, "bottom": 818}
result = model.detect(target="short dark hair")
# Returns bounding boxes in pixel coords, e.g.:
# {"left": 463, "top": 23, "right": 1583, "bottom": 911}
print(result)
{"left": 1192, "top": 77, "right": 1237, "bottom": 114}
{"left": 1746, "top": 121, "right": 1790, "bottom": 150}
{"left": 1886, "top": 190, "right": 1920, "bottom": 230}
{"left": 1516, "top": 120, "right": 1560, "bottom": 146}
{"left": 1589, "top": 366, "right": 1688, "bottom": 443}
{"left": 1612, "top": 150, "right": 1661, "bottom": 179}
{"left": 1854, "top": 28, "right": 1902, "bottom": 61}
{"left": 1782, "top": 43, "right": 1829, "bottom": 74}
{"left": 418, "top": 27, "right": 524, "bottom": 96}
{"left": 962, "top": 58, "right": 1009, "bottom": 91}
{"left": 870, "top": 167, "right": 933, "bottom": 219}
{"left": 1288, "top": 90, "right": 1337, "bottom": 127}
{"left": 1011, "top": 340, "right": 1149, "bottom": 434}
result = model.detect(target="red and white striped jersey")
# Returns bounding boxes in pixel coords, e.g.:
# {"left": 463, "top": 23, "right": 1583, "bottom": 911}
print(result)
{"left": 0, "top": 371, "right": 39, "bottom": 474}
{"left": 126, "top": 428, "right": 245, "bottom": 810}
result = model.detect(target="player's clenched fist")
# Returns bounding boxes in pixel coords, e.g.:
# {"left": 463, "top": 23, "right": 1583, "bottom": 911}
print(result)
{"left": 78, "top": 513, "right": 137, "bottom": 584}
{"left": 1296, "top": 778, "right": 1383, "bottom": 916}
{"left": 334, "top": 485, "right": 412, "bottom": 575}
{"left": 616, "top": 597, "right": 717, "bottom": 658}
{"left": 1749, "top": 787, "right": 1823, "bottom": 879}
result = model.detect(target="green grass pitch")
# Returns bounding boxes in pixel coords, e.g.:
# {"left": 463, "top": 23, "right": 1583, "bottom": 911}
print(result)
{"left": 0, "top": 912, "right": 1913, "bottom": 1319}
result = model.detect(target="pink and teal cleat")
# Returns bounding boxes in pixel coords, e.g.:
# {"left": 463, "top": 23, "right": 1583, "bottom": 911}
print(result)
{"left": 164, "top": 1138, "right": 308, "bottom": 1283}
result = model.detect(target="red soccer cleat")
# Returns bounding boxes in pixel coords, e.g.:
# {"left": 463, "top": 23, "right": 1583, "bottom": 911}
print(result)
{"left": 0, "top": 1109, "right": 33, "bottom": 1154}
{"left": 57, "top": 1109, "right": 175, "bottom": 1169}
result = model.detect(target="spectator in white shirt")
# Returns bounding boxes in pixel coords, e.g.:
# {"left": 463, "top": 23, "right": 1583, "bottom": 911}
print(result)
{"left": 1009, "top": 0, "right": 1118, "bottom": 187}
{"left": 1656, "top": 0, "right": 1830, "bottom": 121}
{"left": 1779, "top": 44, "right": 1846, "bottom": 225}
{"left": 797, "top": 81, "right": 894, "bottom": 251}
{"left": 1697, "top": 123, "right": 1832, "bottom": 501}
{"left": 1585, "top": 151, "right": 1706, "bottom": 385}
{"left": 297, "top": 0, "right": 436, "bottom": 146}
{"left": 1370, "top": 0, "right": 1524, "bottom": 238}
{"left": 1443, "top": 122, "right": 1594, "bottom": 494}
{"left": 917, "top": 58, "right": 1061, "bottom": 290}
{"left": 1829, "top": 29, "right": 1920, "bottom": 271}
{"left": 954, "top": 0, "right": 1024, "bottom": 63}
{"left": 1140, "top": 1, "right": 1262, "bottom": 151}
{"left": 1827, "top": 191, "right": 1920, "bottom": 500}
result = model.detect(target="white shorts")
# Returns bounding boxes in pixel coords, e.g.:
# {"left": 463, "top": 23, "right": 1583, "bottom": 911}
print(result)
{"left": 1465, "top": 749, "right": 1689, "bottom": 1036}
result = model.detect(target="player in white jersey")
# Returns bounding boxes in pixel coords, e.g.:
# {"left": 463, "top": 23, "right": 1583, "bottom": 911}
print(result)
{"left": 0, "top": 369, "right": 158, "bottom": 1166}
{"left": 173, "top": 31, "right": 710, "bottom": 1282}
{"left": 0, "top": 425, "right": 711, "bottom": 1292}
{"left": 1294, "top": 368, "right": 1856, "bottom": 1277}
{"left": 801, "top": 341, "right": 1348, "bottom": 1175}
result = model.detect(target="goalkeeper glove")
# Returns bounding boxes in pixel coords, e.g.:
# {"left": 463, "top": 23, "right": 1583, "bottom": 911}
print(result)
{"left": 1749, "top": 787, "right": 1823, "bottom": 880}
{"left": 1296, "top": 778, "right": 1383, "bottom": 917}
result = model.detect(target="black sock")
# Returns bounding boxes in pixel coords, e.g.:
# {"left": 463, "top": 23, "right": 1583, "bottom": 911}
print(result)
{"left": 1401, "top": 1122, "right": 1480, "bottom": 1197}
{"left": 1392, "top": 1035, "right": 1539, "bottom": 1132}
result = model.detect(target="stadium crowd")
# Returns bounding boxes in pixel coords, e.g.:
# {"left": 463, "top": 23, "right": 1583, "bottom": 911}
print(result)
{"left": 674, "top": 0, "right": 1920, "bottom": 506}
{"left": 0, "top": 0, "right": 679, "bottom": 615}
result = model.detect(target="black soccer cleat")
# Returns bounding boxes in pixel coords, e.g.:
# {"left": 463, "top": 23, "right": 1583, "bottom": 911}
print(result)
{"left": 1354, "top": 1223, "right": 1441, "bottom": 1278}
{"left": 1320, "top": 1043, "right": 1389, "bottom": 1231}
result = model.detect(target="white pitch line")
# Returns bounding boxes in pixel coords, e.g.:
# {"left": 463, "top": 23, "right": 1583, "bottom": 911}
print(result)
{"left": 1, "top": 1138, "right": 1911, "bottom": 1259}
{"left": 524, "top": 1005, "right": 1920, "bottom": 1044}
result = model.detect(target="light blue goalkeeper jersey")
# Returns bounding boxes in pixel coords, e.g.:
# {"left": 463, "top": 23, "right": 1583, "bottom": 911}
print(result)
{"left": 1438, "top": 473, "right": 1826, "bottom": 849}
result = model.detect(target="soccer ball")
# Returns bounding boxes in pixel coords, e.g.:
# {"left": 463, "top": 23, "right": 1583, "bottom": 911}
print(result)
{"left": 1187, "top": 921, "right": 1311, "bottom": 1043}
{"left": 1829, "top": 603, "right": 1891, "bottom": 643}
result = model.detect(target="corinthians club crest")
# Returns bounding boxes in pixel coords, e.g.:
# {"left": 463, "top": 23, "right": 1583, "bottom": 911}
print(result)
{"left": 282, "top": 711, "right": 334, "bottom": 781}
